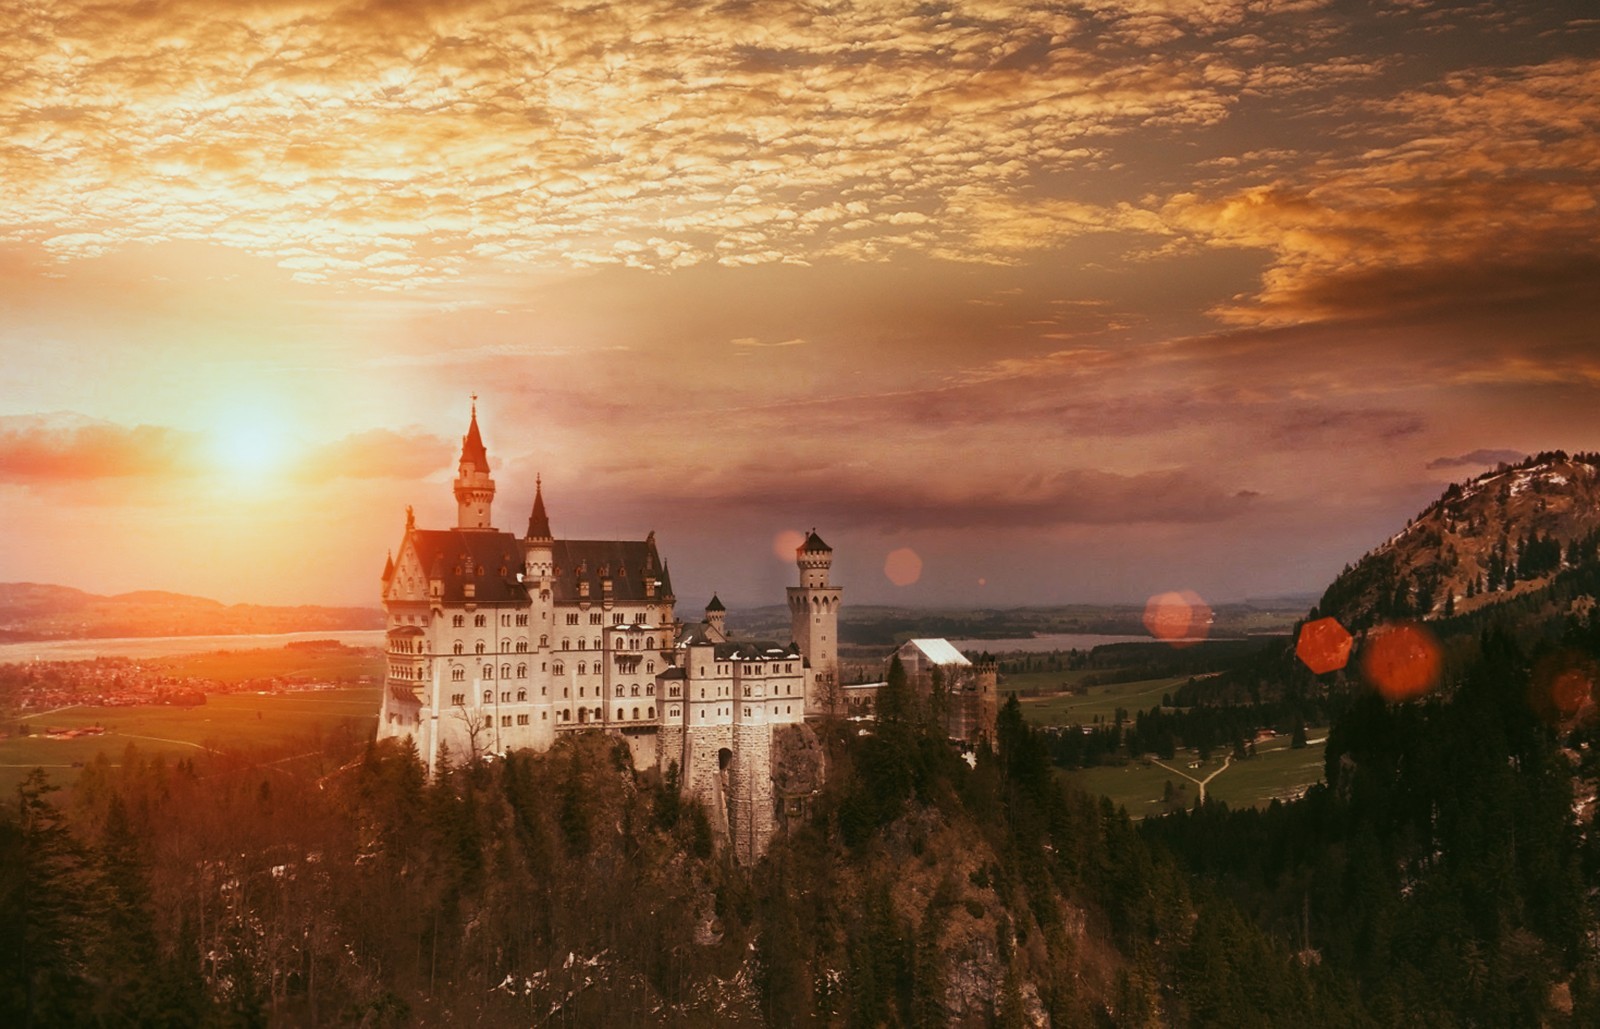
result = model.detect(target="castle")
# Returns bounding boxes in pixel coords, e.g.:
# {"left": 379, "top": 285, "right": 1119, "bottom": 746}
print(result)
{"left": 375, "top": 404, "right": 838, "bottom": 861}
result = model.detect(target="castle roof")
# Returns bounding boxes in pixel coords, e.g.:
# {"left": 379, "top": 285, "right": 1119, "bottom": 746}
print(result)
{"left": 459, "top": 404, "right": 489, "bottom": 471}
{"left": 900, "top": 638, "right": 971, "bottom": 667}
{"left": 715, "top": 640, "right": 801, "bottom": 662}
{"left": 705, "top": 593, "right": 725, "bottom": 612}
{"left": 550, "top": 538, "right": 673, "bottom": 604}
{"left": 800, "top": 530, "right": 831, "bottom": 553}
{"left": 526, "top": 476, "right": 552, "bottom": 539}
{"left": 409, "top": 528, "right": 530, "bottom": 605}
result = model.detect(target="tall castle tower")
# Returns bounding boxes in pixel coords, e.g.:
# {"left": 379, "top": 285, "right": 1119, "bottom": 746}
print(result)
{"left": 788, "top": 530, "right": 842, "bottom": 715}
{"left": 453, "top": 398, "right": 496, "bottom": 529}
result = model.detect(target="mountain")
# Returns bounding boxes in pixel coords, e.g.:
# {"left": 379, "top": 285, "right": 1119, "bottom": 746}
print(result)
{"left": 1315, "top": 451, "right": 1600, "bottom": 630}
{"left": 0, "top": 582, "right": 383, "bottom": 641}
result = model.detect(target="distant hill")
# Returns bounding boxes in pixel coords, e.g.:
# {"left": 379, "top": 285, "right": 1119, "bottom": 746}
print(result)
{"left": 1315, "top": 451, "right": 1600, "bottom": 630}
{"left": 0, "top": 582, "right": 384, "bottom": 641}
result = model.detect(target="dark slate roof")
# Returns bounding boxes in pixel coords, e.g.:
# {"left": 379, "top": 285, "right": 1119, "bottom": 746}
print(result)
{"left": 715, "top": 640, "right": 801, "bottom": 661}
{"left": 658, "top": 667, "right": 687, "bottom": 680}
{"left": 550, "top": 538, "right": 672, "bottom": 603}
{"left": 410, "top": 529, "right": 530, "bottom": 605}
{"left": 705, "top": 593, "right": 725, "bottom": 612}
{"left": 800, "top": 530, "right": 831, "bottom": 553}
{"left": 387, "top": 625, "right": 425, "bottom": 637}
{"left": 387, "top": 686, "right": 421, "bottom": 708}
{"left": 459, "top": 407, "right": 489, "bottom": 471}
{"left": 381, "top": 552, "right": 395, "bottom": 582}
{"left": 526, "top": 477, "right": 552, "bottom": 539}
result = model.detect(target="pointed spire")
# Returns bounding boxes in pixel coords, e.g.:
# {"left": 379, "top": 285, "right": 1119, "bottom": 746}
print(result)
{"left": 459, "top": 397, "right": 489, "bottom": 471}
{"left": 706, "top": 593, "right": 726, "bottom": 612}
{"left": 382, "top": 551, "right": 395, "bottom": 582}
{"left": 526, "top": 473, "right": 552, "bottom": 539}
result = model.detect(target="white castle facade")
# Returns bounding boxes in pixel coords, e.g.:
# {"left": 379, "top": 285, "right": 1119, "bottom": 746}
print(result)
{"left": 375, "top": 405, "right": 839, "bottom": 861}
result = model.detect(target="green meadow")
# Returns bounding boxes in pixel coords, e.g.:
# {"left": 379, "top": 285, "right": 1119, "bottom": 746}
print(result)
{"left": 1061, "top": 730, "right": 1329, "bottom": 818}
{"left": 1, "top": 686, "right": 381, "bottom": 796}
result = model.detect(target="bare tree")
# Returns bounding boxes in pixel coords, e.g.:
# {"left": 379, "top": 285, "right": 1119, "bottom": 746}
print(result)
{"left": 453, "top": 701, "right": 491, "bottom": 763}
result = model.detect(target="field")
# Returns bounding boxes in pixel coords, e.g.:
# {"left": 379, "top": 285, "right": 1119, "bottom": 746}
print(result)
{"left": 1, "top": 686, "right": 381, "bottom": 796}
{"left": 154, "top": 645, "right": 383, "bottom": 683}
{"left": 1008, "top": 674, "right": 1188, "bottom": 724}
{"left": 1062, "top": 730, "right": 1329, "bottom": 817}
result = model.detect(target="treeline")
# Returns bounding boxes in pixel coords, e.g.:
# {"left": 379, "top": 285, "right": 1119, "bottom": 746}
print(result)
{"left": 1144, "top": 623, "right": 1600, "bottom": 1025}
{"left": 1041, "top": 695, "right": 1335, "bottom": 769}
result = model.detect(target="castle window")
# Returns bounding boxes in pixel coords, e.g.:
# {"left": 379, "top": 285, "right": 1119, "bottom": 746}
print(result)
{"left": 517, "top": 688, "right": 527, "bottom": 701}
{"left": 451, "top": 692, "right": 465, "bottom": 705}
{"left": 613, "top": 613, "right": 625, "bottom": 625}
{"left": 452, "top": 614, "right": 464, "bottom": 628}
{"left": 593, "top": 638, "right": 602, "bottom": 650}
{"left": 744, "top": 707, "right": 751, "bottom": 717}
{"left": 648, "top": 706, "right": 655, "bottom": 718}
{"left": 554, "top": 663, "right": 564, "bottom": 675}
{"left": 590, "top": 613, "right": 602, "bottom": 625}
{"left": 562, "top": 709, "right": 569, "bottom": 721}
{"left": 475, "top": 642, "right": 485, "bottom": 654}
{"left": 501, "top": 664, "right": 510, "bottom": 679}
{"left": 474, "top": 614, "right": 486, "bottom": 627}
{"left": 669, "top": 707, "right": 677, "bottom": 718}
{"left": 453, "top": 641, "right": 463, "bottom": 655}
{"left": 516, "top": 614, "right": 528, "bottom": 626}
{"left": 617, "top": 708, "right": 624, "bottom": 720}
{"left": 563, "top": 687, "right": 569, "bottom": 698}
{"left": 578, "top": 639, "right": 586, "bottom": 650}
{"left": 516, "top": 640, "right": 528, "bottom": 652}
{"left": 566, "top": 613, "right": 579, "bottom": 625}
{"left": 615, "top": 684, "right": 623, "bottom": 697}
{"left": 632, "top": 707, "right": 639, "bottom": 720}
{"left": 561, "top": 639, "right": 570, "bottom": 650}
{"left": 539, "top": 635, "right": 548, "bottom": 647}
{"left": 579, "top": 686, "right": 585, "bottom": 697}
{"left": 646, "top": 637, "right": 654, "bottom": 649}
{"left": 517, "top": 714, "right": 529, "bottom": 725}
{"left": 501, "top": 614, "right": 510, "bottom": 626}
{"left": 483, "top": 690, "right": 492, "bottom": 703}
{"left": 576, "top": 662, "right": 585, "bottom": 675}
{"left": 484, "top": 665, "right": 494, "bottom": 680}
{"left": 700, "top": 688, "right": 705, "bottom": 699}
{"left": 647, "top": 661, "right": 654, "bottom": 673}
{"left": 632, "top": 685, "right": 640, "bottom": 697}
{"left": 542, "top": 712, "right": 547, "bottom": 720}
{"left": 452, "top": 668, "right": 465, "bottom": 681}
{"left": 517, "top": 664, "right": 527, "bottom": 679}
{"left": 501, "top": 715, "right": 511, "bottom": 727}
{"left": 501, "top": 691, "right": 510, "bottom": 703}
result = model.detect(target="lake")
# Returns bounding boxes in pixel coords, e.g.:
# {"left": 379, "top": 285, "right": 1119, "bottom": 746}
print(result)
{"left": 0, "top": 629, "right": 387, "bottom": 664}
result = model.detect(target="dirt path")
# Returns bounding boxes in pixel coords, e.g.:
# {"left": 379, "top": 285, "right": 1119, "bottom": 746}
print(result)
{"left": 1151, "top": 753, "right": 1233, "bottom": 802}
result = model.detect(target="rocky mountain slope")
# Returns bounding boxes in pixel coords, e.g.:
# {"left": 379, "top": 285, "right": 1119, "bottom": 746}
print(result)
{"left": 1315, "top": 452, "right": 1600, "bottom": 630}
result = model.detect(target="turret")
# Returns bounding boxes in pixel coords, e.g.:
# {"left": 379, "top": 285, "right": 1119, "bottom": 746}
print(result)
{"left": 796, "top": 530, "right": 832, "bottom": 587}
{"left": 705, "top": 594, "right": 727, "bottom": 637}
{"left": 787, "top": 529, "right": 843, "bottom": 716}
{"left": 453, "top": 398, "right": 496, "bottom": 530}
{"left": 523, "top": 475, "right": 553, "bottom": 580}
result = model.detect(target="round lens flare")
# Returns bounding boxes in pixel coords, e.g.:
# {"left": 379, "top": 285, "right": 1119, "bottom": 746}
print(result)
{"left": 772, "top": 529, "right": 806, "bottom": 562}
{"left": 1529, "top": 651, "right": 1597, "bottom": 725}
{"left": 884, "top": 547, "right": 922, "bottom": 587}
{"left": 1296, "top": 617, "right": 1353, "bottom": 675}
{"left": 1360, "top": 622, "right": 1442, "bottom": 701}
{"left": 1142, "top": 590, "right": 1211, "bottom": 647}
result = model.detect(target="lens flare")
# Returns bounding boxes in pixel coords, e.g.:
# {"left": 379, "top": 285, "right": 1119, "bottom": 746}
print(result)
{"left": 884, "top": 547, "right": 922, "bottom": 587}
{"left": 1529, "top": 650, "right": 1597, "bottom": 725}
{"left": 1142, "top": 590, "right": 1211, "bottom": 646}
{"left": 1296, "top": 616, "right": 1353, "bottom": 675}
{"left": 1360, "top": 622, "right": 1441, "bottom": 701}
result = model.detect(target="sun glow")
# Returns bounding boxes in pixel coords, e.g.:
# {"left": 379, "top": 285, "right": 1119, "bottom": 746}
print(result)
{"left": 210, "top": 408, "right": 294, "bottom": 479}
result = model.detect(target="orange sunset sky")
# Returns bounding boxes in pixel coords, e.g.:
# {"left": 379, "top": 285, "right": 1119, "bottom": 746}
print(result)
{"left": 1, "top": 0, "right": 1596, "bottom": 610}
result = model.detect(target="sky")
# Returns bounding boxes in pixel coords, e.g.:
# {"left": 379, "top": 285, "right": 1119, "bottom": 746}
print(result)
{"left": 1, "top": 0, "right": 1596, "bottom": 612}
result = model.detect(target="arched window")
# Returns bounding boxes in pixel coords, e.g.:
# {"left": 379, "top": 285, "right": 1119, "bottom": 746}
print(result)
{"left": 501, "top": 664, "right": 510, "bottom": 679}
{"left": 516, "top": 640, "right": 527, "bottom": 652}
{"left": 578, "top": 639, "right": 586, "bottom": 650}
{"left": 452, "top": 614, "right": 464, "bottom": 627}
{"left": 483, "top": 690, "right": 492, "bottom": 703}
{"left": 501, "top": 639, "right": 511, "bottom": 651}
{"left": 632, "top": 707, "right": 639, "bottom": 720}
{"left": 561, "top": 638, "right": 569, "bottom": 650}
{"left": 540, "top": 635, "right": 548, "bottom": 647}
{"left": 616, "top": 708, "right": 623, "bottom": 721}
{"left": 578, "top": 662, "right": 587, "bottom": 675}
{"left": 475, "top": 641, "right": 485, "bottom": 654}
{"left": 646, "top": 661, "right": 654, "bottom": 673}
{"left": 648, "top": 706, "right": 654, "bottom": 719}
{"left": 453, "top": 641, "right": 463, "bottom": 655}
{"left": 631, "top": 684, "right": 640, "bottom": 696}
{"left": 451, "top": 667, "right": 464, "bottom": 681}
{"left": 615, "top": 684, "right": 624, "bottom": 697}
{"left": 593, "top": 638, "right": 602, "bottom": 650}
{"left": 594, "top": 707, "right": 602, "bottom": 721}
{"left": 484, "top": 665, "right": 494, "bottom": 680}
{"left": 474, "top": 614, "right": 486, "bottom": 627}
{"left": 517, "top": 663, "right": 527, "bottom": 678}
{"left": 646, "top": 636, "right": 654, "bottom": 649}
{"left": 553, "top": 663, "right": 564, "bottom": 675}
{"left": 517, "top": 688, "right": 527, "bottom": 701}
{"left": 646, "top": 684, "right": 655, "bottom": 696}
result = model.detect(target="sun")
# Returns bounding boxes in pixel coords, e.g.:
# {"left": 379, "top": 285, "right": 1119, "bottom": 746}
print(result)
{"left": 210, "top": 408, "right": 293, "bottom": 478}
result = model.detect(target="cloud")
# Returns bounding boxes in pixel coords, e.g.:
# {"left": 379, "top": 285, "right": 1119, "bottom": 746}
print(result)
{"left": 1426, "top": 448, "right": 1527, "bottom": 470}
{"left": 296, "top": 428, "right": 453, "bottom": 482}
{"left": 0, "top": 416, "right": 200, "bottom": 481}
